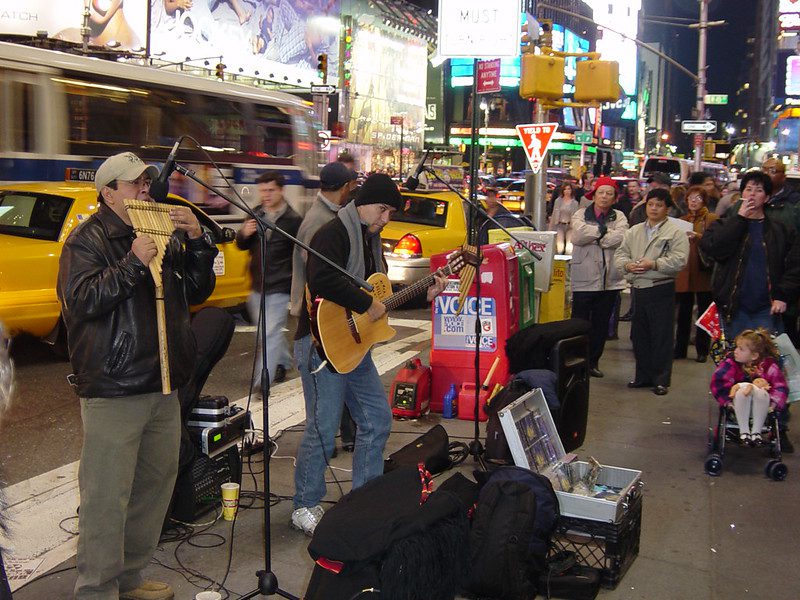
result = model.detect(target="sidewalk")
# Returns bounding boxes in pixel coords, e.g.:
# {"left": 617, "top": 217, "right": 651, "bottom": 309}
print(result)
{"left": 13, "top": 321, "right": 800, "bottom": 599}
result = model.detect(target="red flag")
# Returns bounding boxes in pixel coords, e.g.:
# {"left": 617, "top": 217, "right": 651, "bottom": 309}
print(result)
{"left": 696, "top": 302, "right": 722, "bottom": 339}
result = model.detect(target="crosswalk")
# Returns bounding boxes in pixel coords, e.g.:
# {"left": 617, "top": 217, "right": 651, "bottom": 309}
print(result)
{"left": 3, "top": 318, "right": 431, "bottom": 591}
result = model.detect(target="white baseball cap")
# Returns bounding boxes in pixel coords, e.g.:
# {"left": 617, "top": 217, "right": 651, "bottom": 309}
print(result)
{"left": 95, "top": 152, "right": 158, "bottom": 192}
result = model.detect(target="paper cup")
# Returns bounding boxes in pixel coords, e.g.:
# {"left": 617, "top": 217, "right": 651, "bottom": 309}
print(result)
{"left": 196, "top": 592, "right": 222, "bottom": 600}
{"left": 220, "top": 482, "right": 240, "bottom": 521}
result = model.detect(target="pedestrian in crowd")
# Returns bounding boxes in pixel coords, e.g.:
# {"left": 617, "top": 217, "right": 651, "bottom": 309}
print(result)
{"left": 236, "top": 171, "right": 302, "bottom": 387}
{"left": 57, "top": 153, "right": 218, "bottom": 600}
{"left": 688, "top": 172, "right": 720, "bottom": 213}
{"left": 702, "top": 170, "right": 800, "bottom": 454}
{"left": 629, "top": 171, "right": 671, "bottom": 226}
{"left": 615, "top": 179, "right": 642, "bottom": 219}
{"left": 714, "top": 181, "right": 740, "bottom": 217}
{"left": 0, "top": 323, "right": 13, "bottom": 600}
{"left": 670, "top": 184, "right": 687, "bottom": 217}
{"left": 710, "top": 328, "right": 788, "bottom": 446}
{"left": 615, "top": 188, "right": 689, "bottom": 395}
{"left": 576, "top": 170, "right": 595, "bottom": 204}
{"left": 291, "top": 174, "right": 446, "bottom": 537}
{"left": 700, "top": 169, "right": 800, "bottom": 338}
{"left": 290, "top": 161, "right": 359, "bottom": 460}
{"left": 478, "top": 187, "right": 516, "bottom": 245}
{"left": 674, "top": 185, "right": 718, "bottom": 363}
{"left": 570, "top": 176, "right": 629, "bottom": 378}
{"left": 549, "top": 181, "right": 580, "bottom": 254}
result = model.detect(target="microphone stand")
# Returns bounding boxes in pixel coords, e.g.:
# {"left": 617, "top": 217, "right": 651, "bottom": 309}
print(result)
{"left": 173, "top": 162, "right": 371, "bottom": 599}
{"left": 421, "top": 167, "right": 541, "bottom": 468}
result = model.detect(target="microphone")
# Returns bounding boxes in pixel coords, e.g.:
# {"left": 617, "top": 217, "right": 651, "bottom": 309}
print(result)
{"left": 149, "top": 138, "right": 181, "bottom": 201}
{"left": 404, "top": 150, "right": 430, "bottom": 191}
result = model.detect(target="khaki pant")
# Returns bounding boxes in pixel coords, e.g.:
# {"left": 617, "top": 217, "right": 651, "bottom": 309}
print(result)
{"left": 75, "top": 391, "right": 180, "bottom": 600}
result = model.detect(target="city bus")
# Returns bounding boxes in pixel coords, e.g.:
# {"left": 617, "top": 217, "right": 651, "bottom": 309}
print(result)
{"left": 639, "top": 155, "right": 732, "bottom": 187}
{"left": 0, "top": 41, "right": 322, "bottom": 222}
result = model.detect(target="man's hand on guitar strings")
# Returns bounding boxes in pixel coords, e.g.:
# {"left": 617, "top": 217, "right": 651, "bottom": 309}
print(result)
{"left": 367, "top": 299, "right": 387, "bottom": 322}
{"left": 426, "top": 273, "right": 448, "bottom": 302}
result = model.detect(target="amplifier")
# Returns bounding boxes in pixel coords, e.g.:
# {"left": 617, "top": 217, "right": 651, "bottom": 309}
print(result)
{"left": 189, "top": 406, "right": 250, "bottom": 457}
{"left": 170, "top": 444, "right": 241, "bottom": 523}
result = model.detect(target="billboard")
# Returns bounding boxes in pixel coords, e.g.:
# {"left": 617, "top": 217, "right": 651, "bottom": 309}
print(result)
{"left": 0, "top": 0, "right": 147, "bottom": 50}
{"left": 348, "top": 25, "right": 427, "bottom": 150}
{"left": 150, "top": 0, "right": 340, "bottom": 84}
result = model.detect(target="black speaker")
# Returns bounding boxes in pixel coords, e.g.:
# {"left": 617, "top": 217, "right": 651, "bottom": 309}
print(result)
{"left": 550, "top": 335, "right": 590, "bottom": 452}
{"left": 169, "top": 445, "right": 241, "bottom": 524}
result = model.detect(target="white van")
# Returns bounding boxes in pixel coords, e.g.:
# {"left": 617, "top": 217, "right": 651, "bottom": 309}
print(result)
{"left": 640, "top": 156, "right": 731, "bottom": 187}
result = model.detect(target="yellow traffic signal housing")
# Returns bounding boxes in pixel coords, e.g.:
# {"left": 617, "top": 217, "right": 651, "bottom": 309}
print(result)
{"left": 520, "top": 53, "right": 565, "bottom": 100}
{"left": 574, "top": 60, "right": 620, "bottom": 102}
{"left": 317, "top": 53, "right": 328, "bottom": 83}
{"left": 539, "top": 19, "right": 554, "bottom": 49}
{"left": 215, "top": 63, "right": 225, "bottom": 80}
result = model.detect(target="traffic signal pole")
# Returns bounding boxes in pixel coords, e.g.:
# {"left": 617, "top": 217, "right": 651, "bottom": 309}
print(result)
{"left": 693, "top": 0, "right": 709, "bottom": 171}
{"left": 531, "top": 100, "right": 547, "bottom": 230}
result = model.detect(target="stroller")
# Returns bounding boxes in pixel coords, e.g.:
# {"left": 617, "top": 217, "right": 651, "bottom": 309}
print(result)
{"left": 704, "top": 333, "right": 797, "bottom": 481}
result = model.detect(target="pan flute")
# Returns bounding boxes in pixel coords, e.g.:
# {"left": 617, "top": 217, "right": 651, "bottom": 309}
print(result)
{"left": 124, "top": 199, "right": 175, "bottom": 394}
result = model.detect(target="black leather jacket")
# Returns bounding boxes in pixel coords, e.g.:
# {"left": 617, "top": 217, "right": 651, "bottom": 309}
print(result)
{"left": 57, "top": 204, "right": 217, "bottom": 397}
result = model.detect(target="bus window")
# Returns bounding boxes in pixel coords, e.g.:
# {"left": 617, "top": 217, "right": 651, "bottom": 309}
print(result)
{"left": 0, "top": 75, "right": 35, "bottom": 152}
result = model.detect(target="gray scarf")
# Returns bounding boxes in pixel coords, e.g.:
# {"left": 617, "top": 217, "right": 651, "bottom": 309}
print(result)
{"left": 337, "top": 201, "right": 385, "bottom": 277}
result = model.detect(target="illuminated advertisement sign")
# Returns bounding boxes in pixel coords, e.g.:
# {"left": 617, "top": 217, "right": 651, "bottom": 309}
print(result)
{"left": 150, "top": 0, "right": 340, "bottom": 85}
{"left": 348, "top": 25, "right": 427, "bottom": 149}
{"left": 449, "top": 20, "right": 588, "bottom": 89}
{"left": 0, "top": 0, "right": 147, "bottom": 50}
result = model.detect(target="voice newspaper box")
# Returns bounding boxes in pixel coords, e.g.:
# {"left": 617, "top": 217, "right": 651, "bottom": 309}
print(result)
{"left": 429, "top": 244, "right": 519, "bottom": 413}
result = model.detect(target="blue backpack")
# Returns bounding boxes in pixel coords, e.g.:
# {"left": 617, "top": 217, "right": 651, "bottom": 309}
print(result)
{"left": 465, "top": 466, "right": 561, "bottom": 599}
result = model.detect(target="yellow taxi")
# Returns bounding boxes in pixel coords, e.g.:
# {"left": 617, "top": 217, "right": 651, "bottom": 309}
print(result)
{"left": 497, "top": 179, "right": 526, "bottom": 212}
{"left": 0, "top": 182, "right": 250, "bottom": 350}
{"left": 381, "top": 189, "right": 468, "bottom": 286}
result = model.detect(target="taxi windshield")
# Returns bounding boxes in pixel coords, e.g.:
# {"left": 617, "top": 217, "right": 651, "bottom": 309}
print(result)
{"left": 391, "top": 196, "right": 448, "bottom": 227}
{"left": 0, "top": 191, "right": 73, "bottom": 241}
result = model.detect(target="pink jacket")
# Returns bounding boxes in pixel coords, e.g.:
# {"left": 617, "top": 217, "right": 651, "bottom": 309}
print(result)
{"left": 710, "top": 355, "right": 789, "bottom": 410}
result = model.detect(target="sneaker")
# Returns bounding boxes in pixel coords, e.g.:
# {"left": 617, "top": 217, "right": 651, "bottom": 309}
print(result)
{"left": 739, "top": 433, "right": 751, "bottom": 445}
{"left": 120, "top": 580, "right": 174, "bottom": 600}
{"left": 291, "top": 505, "right": 324, "bottom": 537}
{"left": 751, "top": 432, "right": 763, "bottom": 446}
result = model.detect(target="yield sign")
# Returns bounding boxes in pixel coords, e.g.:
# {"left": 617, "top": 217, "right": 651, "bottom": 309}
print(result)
{"left": 516, "top": 122, "right": 559, "bottom": 174}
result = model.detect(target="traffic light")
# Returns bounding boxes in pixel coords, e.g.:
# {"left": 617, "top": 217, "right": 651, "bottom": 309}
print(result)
{"left": 574, "top": 60, "right": 620, "bottom": 103}
{"left": 215, "top": 62, "right": 225, "bottom": 80}
{"left": 519, "top": 53, "right": 565, "bottom": 100}
{"left": 539, "top": 19, "right": 553, "bottom": 49}
{"left": 317, "top": 53, "right": 328, "bottom": 83}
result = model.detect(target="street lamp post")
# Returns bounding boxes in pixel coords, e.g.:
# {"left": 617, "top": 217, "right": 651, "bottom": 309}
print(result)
{"left": 480, "top": 100, "right": 489, "bottom": 170}
{"left": 693, "top": 0, "right": 709, "bottom": 171}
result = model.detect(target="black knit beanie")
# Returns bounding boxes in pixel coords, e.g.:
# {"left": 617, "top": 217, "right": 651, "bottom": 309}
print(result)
{"left": 354, "top": 173, "right": 403, "bottom": 211}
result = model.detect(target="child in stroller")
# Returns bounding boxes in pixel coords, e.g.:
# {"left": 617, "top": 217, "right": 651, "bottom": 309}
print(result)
{"left": 710, "top": 328, "right": 788, "bottom": 446}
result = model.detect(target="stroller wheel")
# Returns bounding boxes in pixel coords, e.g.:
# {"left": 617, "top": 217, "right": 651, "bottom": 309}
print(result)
{"left": 766, "top": 460, "right": 788, "bottom": 482}
{"left": 705, "top": 454, "right": 723, "bottom": 476}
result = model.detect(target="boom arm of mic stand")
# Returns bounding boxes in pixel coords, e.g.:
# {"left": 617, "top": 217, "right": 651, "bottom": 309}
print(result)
{"left": 174, "top": 163, "right": 373, "bottom": 292}
{"left": 422, "top": 168, "right": 543, "bottom": 261}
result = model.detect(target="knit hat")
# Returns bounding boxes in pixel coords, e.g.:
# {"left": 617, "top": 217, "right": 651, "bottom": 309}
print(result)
{"left": 95, "top": 152, "right": 158, "bottom": 192}
{"left": 319, "top": 161, "right": 357, "bottom": 191}
{"left": 647, "top": 172, "right": 672, "bottom": 186}
{"left": 354, "top": 173, "right": 403, "bottom": 211}
{"left": 584, "top": 176, "right": 618, "bottom": 200}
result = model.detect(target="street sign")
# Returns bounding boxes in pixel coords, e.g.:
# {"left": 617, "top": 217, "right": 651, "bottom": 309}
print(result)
{"left": 318, "top": 130, "right": 331, "bottom": 151}
{"left": 704, "top": 94, "right": 728, "bottom": 105}
{"left": 310, "top": 84, "right": 337, "bottom": 95}
{"left": 516, "top": 122, "right": 559, "bottom": 174}
{"left": 681, "top": 120, "right": 717, "bottom": 134}
{"left": 574, "top": 131, "right": 592, "bottom": 144}
{"left": 476, "top": 59, "right": 502, "bottom": 94}
{"left": 390, "top": 115, "right": 404, "bottom": 126}
{"left": 437, "top": 0, "right": 521, "bottom": 58}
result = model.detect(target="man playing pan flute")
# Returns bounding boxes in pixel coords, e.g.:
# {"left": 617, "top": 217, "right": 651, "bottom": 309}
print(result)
{"left": 57, "top": 152, "right": 217, "bottom": 600}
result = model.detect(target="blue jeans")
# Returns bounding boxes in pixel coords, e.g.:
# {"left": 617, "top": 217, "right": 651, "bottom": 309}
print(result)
{"left": 724, "top": 307, "right": 784, "bottom": 340}
{"left": 293, "top": 334, "right": 391, "bottom": 509}
{"left": 246, "top": 291, "right": 292, "bottom": 386}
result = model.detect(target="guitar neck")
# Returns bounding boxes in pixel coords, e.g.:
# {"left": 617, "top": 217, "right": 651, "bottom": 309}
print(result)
{"left": 383, "top": 264, "right": 455, "bottom": 311}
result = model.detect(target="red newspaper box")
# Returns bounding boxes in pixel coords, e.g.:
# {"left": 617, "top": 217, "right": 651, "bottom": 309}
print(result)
{"left": 429, "top": 243, "right": 520, "bottom": 413}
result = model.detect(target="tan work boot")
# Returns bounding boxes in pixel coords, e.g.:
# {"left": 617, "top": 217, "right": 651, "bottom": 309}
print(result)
{"left": 119, "top": 579, "right": 175, "bottom": 600}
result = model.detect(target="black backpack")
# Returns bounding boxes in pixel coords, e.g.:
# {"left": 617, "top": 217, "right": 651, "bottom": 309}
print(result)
{"left": 464, "top": 466, "right": 561, "bottom": 599}
{"left": 484, "top": 378, "right": 532, "bottom": 463}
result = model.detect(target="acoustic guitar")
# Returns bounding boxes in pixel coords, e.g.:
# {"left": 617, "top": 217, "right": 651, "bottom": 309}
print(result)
{"left": 313, "top": 250, "right": 471, "bottom": 374}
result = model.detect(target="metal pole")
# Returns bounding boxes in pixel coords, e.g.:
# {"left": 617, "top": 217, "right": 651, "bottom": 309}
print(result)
{"left": 469, "top": 59, "right": 480, "bottom": 238}
{"left": 579, "top": 108, "right": 587, "bottom": 176}
{"left": 694, "top": 0, "right": 708, "bottom": 171}
{"left": 531, "top": 101, "right": 547, "bottom": 230}
{"left": 399, "top": 120, "right": 404, "bottom": 177}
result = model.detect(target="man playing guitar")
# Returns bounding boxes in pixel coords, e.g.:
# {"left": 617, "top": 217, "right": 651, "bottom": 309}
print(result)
{"left": 291, "top": 173, "right": 446, "bottom": 537}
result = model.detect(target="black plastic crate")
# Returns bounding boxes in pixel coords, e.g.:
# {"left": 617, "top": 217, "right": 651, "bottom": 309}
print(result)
{"left": 549, "top": 494, "right": 642, "bottom": 589}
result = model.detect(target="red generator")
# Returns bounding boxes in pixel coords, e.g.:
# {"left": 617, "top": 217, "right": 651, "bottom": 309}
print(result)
{"left": 389, "top": 358, "right": 432, "bottom": 418}
{"left": 429, "top": 243, "right": 520, "bottom": 414}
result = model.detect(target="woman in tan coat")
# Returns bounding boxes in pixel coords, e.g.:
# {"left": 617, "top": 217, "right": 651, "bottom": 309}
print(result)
{"left": 674, "top": 185, "right": 718, "bottom": 362}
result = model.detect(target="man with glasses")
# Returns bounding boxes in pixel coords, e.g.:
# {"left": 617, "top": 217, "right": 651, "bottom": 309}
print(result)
{"left": 58, "top": 152, "right": 218, "bottom": 600}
